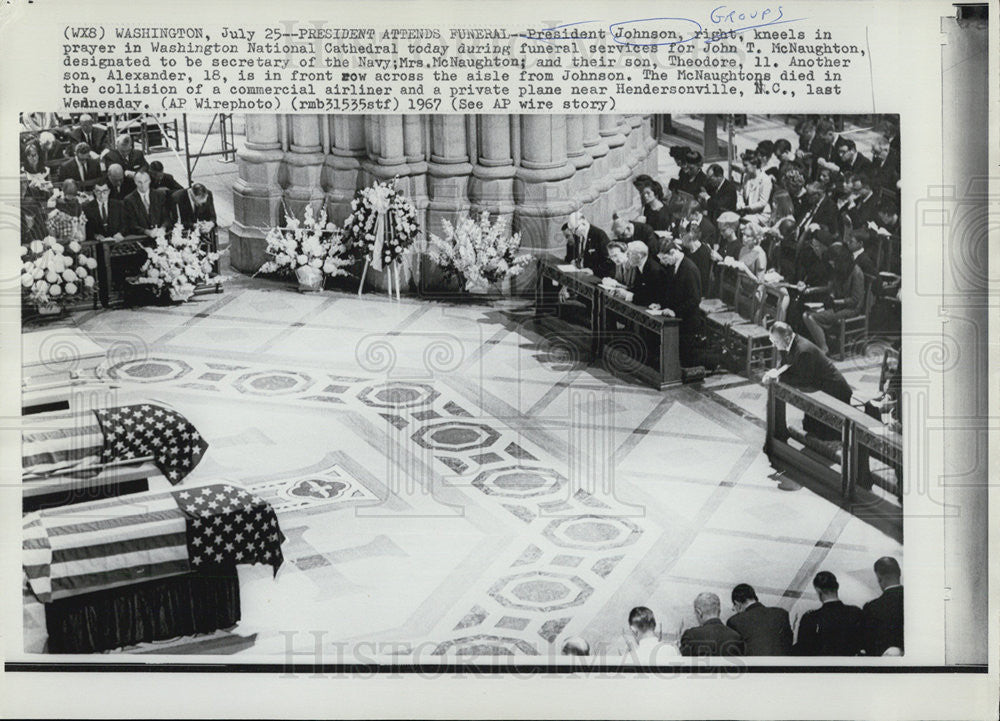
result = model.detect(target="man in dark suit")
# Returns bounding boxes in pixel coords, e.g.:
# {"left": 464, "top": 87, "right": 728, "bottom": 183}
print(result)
{"left": 621, "top": 241, "right": 669, "bottom": 308}
{"left": 59, "top": 142, "right": 103, "bottom": 190}
{"left": 699, "top": 164, "right": 738, "bottom": 221}
{"left": 793, "top": 571, "right": 864, "bottom": 656}
{"left": 104, "top": 163, "right": 136, "bottom": 202}
{"left": 69, "top": 114, "right": 112, "bottom": 155}
{"left": 565, "top": 213, "right": 614, "bottom": 279}
{"left": 612, "top": 214, "right": 660, "bottom": 255}
{"left": 726, "top": 584, "right": 794, "bottom": 656}
{"left": 847, "top": 230, "right": 877, "bottom": 277}
{"left": 870, "top": 136, "right": 900, "bottom": 197}
{"left": 834, "top": 138, "right": 874, "bottom": 177}
{"left": 104, "top": 134, "right": 148, "bottom": 178}
{"left": 861, "top": 557, "right": 904, "bottom": 656}
{"left": 123, "top": 169, "right": 170, "bottom": 237}
{"left": 83, "top": 180, "right": 125, "bottom": 240}
{"left": 846, "top": 172, "right": 879, "bottom": 230}
{"left": 171, "top": 183, "right": 217, "bottom": 230}
{"left": 149, "top": 160, "right": 184, "bottom": 194}
{"left": 658, "top": 243, "right": 704, "bottom": 368}
{"left": 680, "top": 592, "right": 745, "bottom": 657}
{"left": 764, "top": 322, "right": 854, "bottom": 438}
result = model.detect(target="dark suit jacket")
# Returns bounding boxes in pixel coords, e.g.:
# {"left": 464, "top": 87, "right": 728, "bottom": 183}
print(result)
{"left": 861, "top": 586, "right": 903, "bottom": 656}
{"left": 848, "top": 192, "right": 879, "bottom": 230}
{"left": 680, "top": 618, "right": 745, "bottom": 657}
{"left": 171, "top": 188, "right": 217, "bottom": 230}
{"left": 781, "top": 334, "right": 852, "bottom": 403}
{"left": 105, "top": 175, "right": 136, "bottom": 202}
{"left": 627, "top": 221, "right": 660, "bottom": 254}
{"left": 727, "top": 603, "right": 794, "bottom": 656}
{"left": 630, "top": 256, "right": 671, "bottom": 308}
{"left": 83, "top": 198, "right": 125, "bottom": 239}
{"left": 684, "top": 243, "right": 713, "bottom": 296}
{"left": 663, "top": 256, "right": 704, "bottom": 335}
{"left": 69, "top": 125, "right": 112, "bottom": 153}
{"left": 672, "top": 168, "right": 708, "bottom": 197}
{"left": 123, "top": 188, "right": 170, "bottom": 234}
{"left": 104, "top": 148, "right": 149, "bottom": 174}
{"left": 59, "top": 157, "right": 103, "bottom": 189}
{"left": 843, "top": 152, "right": 874, "bottom": 177}
{"left": 794, "top": 600, "right": 864, "bottom": 656}
{"left": 704, "top": 179, "right": 738, "bottom": 220}
{"left": 871, "top": 152, "right": 900, "bottom": 194}
{"left": 151, "top": 173, "right": 184, "bottom": 194}
{"left": 854, "top": 250, "right": 877, "bottom": 278}
{"left": 566, "top": 224, "right": 614, "bottom": 278}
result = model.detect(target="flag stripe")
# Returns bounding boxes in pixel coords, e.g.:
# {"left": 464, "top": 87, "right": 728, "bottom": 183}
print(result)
{"left": 50, "top": 559, "right": 192, "bottom": 599}
{"left": 51, "top": 530, "right": 188, "bottom": 564}
{"left": 40, "top": 491, "right": 176, "bottom": 519}
{"left": 51, "top": 543, "right": 190, "bottom": 583}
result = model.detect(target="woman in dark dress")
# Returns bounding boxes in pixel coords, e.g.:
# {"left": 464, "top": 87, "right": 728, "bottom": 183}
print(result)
{"left": 640, "top": 181, "right": 673, "bottom": 234}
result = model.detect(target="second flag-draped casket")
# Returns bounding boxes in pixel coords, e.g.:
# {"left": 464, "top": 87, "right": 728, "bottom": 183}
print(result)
{"left": 22, "top": 402, "right": 209, "bottom": 482}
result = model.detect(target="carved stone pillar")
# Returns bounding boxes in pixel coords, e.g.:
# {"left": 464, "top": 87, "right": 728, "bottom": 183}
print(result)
{"left": 514, "top": 114, "right": 576, "bottom": 257}
{"left": 565, "top": 114, "right": 598, "bottom": 223}
{"left": 470, "top": 114, "right": 516, "bottom": 225}
{"left": 322, "top": 115, "right": 366, "bottom": 225}
{"left": 283, "top": 114, "right": 326, "bottom": 220}
{"left": 600, "top": 115, "right": 630, "bottom": 226}
{"left": 230, "top": 114, "right": 285, "bottom": 273}
{"left": 584, "top": 115, "right": 613, "bottom": 228}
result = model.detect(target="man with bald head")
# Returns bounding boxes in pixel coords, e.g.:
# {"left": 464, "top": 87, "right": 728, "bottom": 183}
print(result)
{"left": 861, "top": 557, "right": 904, "bottom": 656}
{"left": 104, "top": 134, "right": 148, "bottom": 178}
{"left": 69, "top": 114, "right": 111, "bottom": 155}
{"left": 104, "top": 163, "right": 135, "bottom": 202}
{"left": 679, "top": 592, "right": 745, "bottom": 657}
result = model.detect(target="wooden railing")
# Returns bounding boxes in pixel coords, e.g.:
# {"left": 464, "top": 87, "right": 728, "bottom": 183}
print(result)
{"left": 765, "top": 380, "right": 902, "bottom": 532}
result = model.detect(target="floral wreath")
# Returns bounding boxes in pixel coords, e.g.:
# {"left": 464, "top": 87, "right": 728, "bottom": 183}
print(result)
{"left": 429, "top": 212, "right": 531, "bottom": 292}
{"left": 341, "top": 179, "right": 419, "bottom": 271}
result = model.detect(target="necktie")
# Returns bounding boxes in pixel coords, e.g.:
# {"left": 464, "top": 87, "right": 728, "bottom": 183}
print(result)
{"left": 78, "top": 161, "right": 85, "bottom": 180}
{"left": 100, "top": 202, "right": 107, "bottom": 223}
{"left": 142, "top": 194, "right": 150, "bottom": 214}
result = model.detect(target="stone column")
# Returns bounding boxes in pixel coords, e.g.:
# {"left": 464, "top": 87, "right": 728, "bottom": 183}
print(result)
{"left": 599, "top": 115, "right": 630, "bottom": 226}
{"left": 622, "top": 114, "right": 647, "bottom": 219}
{"left": 420, "top": 115, "right": 473, "bottom": 293}
{"left": 322, "top": 115, "right": 366, "bottom": 225}
{"left": 360, "top": 115, "right": 409, "bottom": 186}
{"left": 283, "top": 114, "right": 326, "bottom": 220}
{"left": 565, "top": 114, "right": 598, "bottom": 223}
{"left": 469, "top": 114, "right": 516, "bottom": 225}
{"left": 514, "top": 115, "right": 576, "bottom": 260}
{"left": 230, "top": 114, "right": 285, "bottom": 273}
{"left": 640, "top": 114, "right": 659, "bottom": 176}
{"left": 584, "top": 115, "right": 613, "bottom": 227}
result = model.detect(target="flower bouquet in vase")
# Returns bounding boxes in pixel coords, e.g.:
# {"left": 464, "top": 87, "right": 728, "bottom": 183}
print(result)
{"left": 341, "top": 179, "right": 420, "bottom": 299}
{"left": 257, "top": 204, "right": 350, "bottom": 292}
{"left": 428, "top": 212, "right": 531, "bottom": 297}
{"left": 20, "top": 237, "right": 98, "bottom": 317}
{"left": 137, "top": 224, "right": 221, "bottom": 304}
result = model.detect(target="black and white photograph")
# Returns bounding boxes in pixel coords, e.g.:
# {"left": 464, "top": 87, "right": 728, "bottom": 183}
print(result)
{"left": 0, "top": 0, "right": 994, "bottom": 718}
{"left": 17, "top": 110, "right": 906, "bottom": 660}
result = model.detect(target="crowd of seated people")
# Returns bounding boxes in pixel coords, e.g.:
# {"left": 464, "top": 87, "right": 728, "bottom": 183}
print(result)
{"left": 557, "top": 115, "right": 901, "bottom": 374}
{"left": 560, "top": 556, "right": 904, "bottom": 660}
{"left": 20, "top": 115, "right": 216, "bottom": 246}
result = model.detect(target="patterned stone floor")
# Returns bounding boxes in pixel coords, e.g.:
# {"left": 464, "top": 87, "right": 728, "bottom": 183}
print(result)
{"left": 22, "top": 283, "right": 901, "bottom": 659}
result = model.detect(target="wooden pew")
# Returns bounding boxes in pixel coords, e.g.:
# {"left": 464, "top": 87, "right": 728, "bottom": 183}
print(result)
{"left": 598, "top": 290, "right": 683, "bottom": 390}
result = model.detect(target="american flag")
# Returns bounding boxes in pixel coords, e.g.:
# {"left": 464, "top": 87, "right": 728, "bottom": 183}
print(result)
{"left": 22, "top": 404, "right": 208, "bottom": 484}
{"left": 172, "top": 484, "right": 285, "bottom": 575}
{"left": 95, "top": 404, "right": 209, "bottom": 484}
{"left": 23, "top": 483, "right": 284, "bottom": 604}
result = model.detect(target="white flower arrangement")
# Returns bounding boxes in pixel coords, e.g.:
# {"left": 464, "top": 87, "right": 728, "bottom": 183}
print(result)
{"left": 138, "top": 224, "right": 221, "bottom": 302}
{"left": 21, "top": 236, "right": 97, "bottom": 311}
{"left": 257, "top": 204, "right": 351, "bottom": 281}
{"left": 341, "top": 179, "right": 419, "bottom": 269}
{"left": 428, "top": 212, "right": 531, "bottom": 292}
